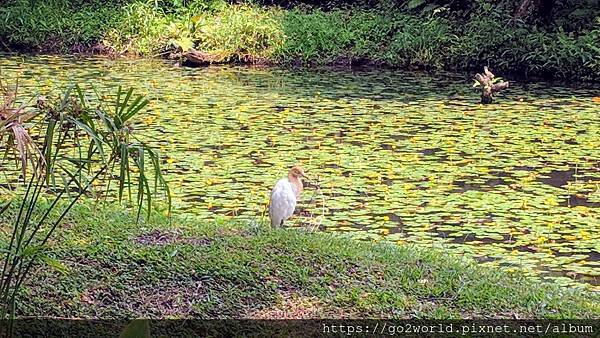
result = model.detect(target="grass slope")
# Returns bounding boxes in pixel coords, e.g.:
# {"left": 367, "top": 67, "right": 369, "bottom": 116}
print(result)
{"left": 4, "top": 204, "right": 598, "bottom": 319}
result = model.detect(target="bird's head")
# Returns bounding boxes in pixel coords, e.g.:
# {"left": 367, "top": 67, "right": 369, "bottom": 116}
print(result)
{"left": 288, "top": 165, "right": 309, "bottom": 180}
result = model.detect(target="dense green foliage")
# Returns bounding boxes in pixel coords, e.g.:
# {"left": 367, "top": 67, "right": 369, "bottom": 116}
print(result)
{"left": 0, "top": 80, "right": 170, "bottom": 323}
{"left": 0, "top": 0, "right": 121, "bottom": 49}
{"left": 2, "top": 203, "right": 597, "bottom": 318}
{"left": 0, "top": 0, "right": 599, "bottom": 78}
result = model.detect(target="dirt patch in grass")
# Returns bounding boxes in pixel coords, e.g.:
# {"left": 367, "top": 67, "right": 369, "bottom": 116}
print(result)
{"left": 248, "top": 291, "right": 354, "bottom": 319}
{"left": 460, "top": 309, "right": 530, "bottom": 319}
{"left": 125, "top": 280, "right": 209, "bottom": 317}
{"left": 79, "top": 286, "right": 122, "bottom": 308}
{"left": 80, "top": 278, "right": 210, "bottom": 317}
{"left": 134, "top": 229, "right": 210, "bottom": 246}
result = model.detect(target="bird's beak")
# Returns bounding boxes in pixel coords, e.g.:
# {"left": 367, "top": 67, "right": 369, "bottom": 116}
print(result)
{"left": 301, "top": 172, "right": 310, "bottom": 180}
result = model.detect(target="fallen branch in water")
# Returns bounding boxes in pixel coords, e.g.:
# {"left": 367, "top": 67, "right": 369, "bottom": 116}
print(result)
{"left": 184, "top": 48, "right": 227, "bottom": 66}
{"left": 474, "top": 66, "right": 509, "bottom": 104}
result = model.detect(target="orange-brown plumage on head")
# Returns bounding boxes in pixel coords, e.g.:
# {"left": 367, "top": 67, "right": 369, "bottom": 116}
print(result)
{"left": 287, "top": 165, "right": 308, "bottom": 198}
{"left": 288, "top": 165, "right": 307, "bottom": 179}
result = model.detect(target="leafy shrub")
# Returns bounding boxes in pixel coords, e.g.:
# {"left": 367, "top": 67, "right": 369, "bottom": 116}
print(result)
{"left": 0, "top": 82, "right": 170, "bottom": 326}
{"left": 0, "top": 0, "right": 120, "bottom": 50}
{"left": 385, "top": 14, "right": 452, "bottom": 68}
{"left": 278, "top": 9, "right": 354, "bottom": 63}
{"left": 103, "top": 1, "right": 172, "bottom": 55}
{"left": 278, "top": 9, "right": 453, "bottom": 68}
{"left": 450, "top": 12, "right": 600, "bottom": 79}
{"left": 0, "top": 0, "right": 598, "bottom": 79}
{"left": 192, "top": 5, "right": 285, "bottom": 62}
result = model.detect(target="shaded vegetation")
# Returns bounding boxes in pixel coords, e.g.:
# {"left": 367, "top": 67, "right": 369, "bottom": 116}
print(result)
{"left": 2, "top": 203, "right": 598, "bottom": 319}
{"left": 0, "top": 0, "right": 599, "bottom": 79}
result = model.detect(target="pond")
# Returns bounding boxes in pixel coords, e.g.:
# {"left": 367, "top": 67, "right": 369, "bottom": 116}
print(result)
{"left": 1, "top": 55, "right": 599, "bottom": 291}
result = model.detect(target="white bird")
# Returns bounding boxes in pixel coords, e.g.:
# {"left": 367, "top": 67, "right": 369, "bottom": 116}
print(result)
{"left": 269, "top": 165, "right": 308, "bottom": 227}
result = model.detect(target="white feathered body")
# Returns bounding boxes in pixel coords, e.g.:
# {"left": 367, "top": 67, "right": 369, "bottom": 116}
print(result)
{"left": 269, "top": 178, "right": 298, "bottom": 227}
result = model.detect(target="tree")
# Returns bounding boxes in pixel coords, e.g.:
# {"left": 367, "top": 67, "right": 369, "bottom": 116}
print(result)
{"left": 515, "top": 0, "right": 555, "bottom": 25}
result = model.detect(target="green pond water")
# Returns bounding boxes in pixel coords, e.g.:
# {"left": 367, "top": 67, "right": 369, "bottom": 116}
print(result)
{"left": 1, "top": 55, "right": 599, "bottom": 291}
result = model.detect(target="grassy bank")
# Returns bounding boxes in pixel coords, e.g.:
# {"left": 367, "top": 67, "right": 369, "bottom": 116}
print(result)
{"left": 1, "top": 0, "right": 599, "bottom": 80}
{"left": 1, "top": 202, "right": 597, "bottom": 319}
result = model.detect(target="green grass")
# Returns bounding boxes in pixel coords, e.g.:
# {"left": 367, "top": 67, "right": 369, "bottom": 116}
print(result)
{"left": 0, "top": 0, "right": 121, "bottom": 50}
{"left": 3, "top": 202, "right": 598, "bottom": 319}
{"left": 0, "top": 1, "right": 598, "bottom": 80}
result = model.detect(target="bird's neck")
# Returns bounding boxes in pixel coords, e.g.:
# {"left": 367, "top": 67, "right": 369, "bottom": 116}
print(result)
{"left": 288, "top": 175, "right": 303, "bottom": 198}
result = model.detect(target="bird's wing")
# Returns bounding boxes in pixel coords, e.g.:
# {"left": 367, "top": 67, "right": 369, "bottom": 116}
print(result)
{"left": 269, "top": 179, "right": 297, "bottom": 227}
